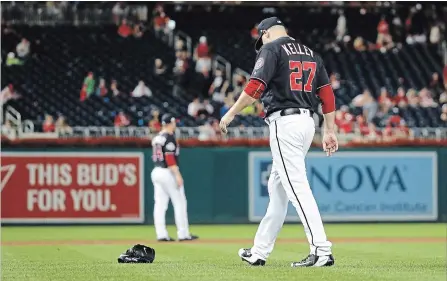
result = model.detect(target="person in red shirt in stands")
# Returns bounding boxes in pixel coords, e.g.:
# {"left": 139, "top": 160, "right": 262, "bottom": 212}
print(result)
{"left": 355, "top": 115, "right": 370, "bottom": 136}
{"left": 383, "top": 107, "right": 408, "bottom": 139}
{"left": 149, "top": 109, "right": 161, "bottom": 132}
{"left": 42, "top": 114, "right": 55, "bottom": 132}
{"left": 251, "top": 23, "right": 259, "bottom": 40}
{"left": 118, "top": 19, "right": 132, "bottom": 38}
{"left": 114, "top": 112, "right": 130, "bottom": 127}
{"left": 335, "top": 110, "right": 344, "bottom": 129}
{"left": 376, "top": 16, "right": 394, "bottom": 50}
{"left": 393, "top": 87, "right": 408, "bottom": 107}
{"left": 338, "top": 113, "right": 354, "bottom": 134}
{"left": 153, "top": 11, "right": 170, "bottom": 36}
{"left": 195, "top": 36, "right": 209, "bottom": 58}
{"left": 384, "top": 119, "right": 409, "bottom": 140}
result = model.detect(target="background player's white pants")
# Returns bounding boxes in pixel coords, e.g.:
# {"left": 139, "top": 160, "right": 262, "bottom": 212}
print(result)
{"left": 151, "top": 167, "right": 190, "bottom": 239}
{"left": 251, "top": 110, "right": 332, "bottom": 259}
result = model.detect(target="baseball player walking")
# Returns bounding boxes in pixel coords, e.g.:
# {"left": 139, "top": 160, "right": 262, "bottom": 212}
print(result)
{"left": 151, "top": 114, "right": 198, "bottom": 242}
{"left": 220, "top": 17, "right": 338, "bottom": 267}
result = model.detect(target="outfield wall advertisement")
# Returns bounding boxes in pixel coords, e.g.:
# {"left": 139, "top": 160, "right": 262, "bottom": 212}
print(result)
{"left": 1, "top": 152, "right": 145, "bottom": 224}
{"left": 249, "top": 151, "right": 438, "bottom": 222}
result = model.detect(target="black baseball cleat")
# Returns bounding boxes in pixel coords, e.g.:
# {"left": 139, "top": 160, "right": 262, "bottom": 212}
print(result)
{"left": 291, "top": 254, "right": 335, "bottom": 267}
{"left": 238, "top": 248, "right": 266, "bottom": 266}
{"left": 157, "top": 237, "right": 175, "bottom": 242}
{"left": 178, "top": 235, "right": 199, "bottom": 242}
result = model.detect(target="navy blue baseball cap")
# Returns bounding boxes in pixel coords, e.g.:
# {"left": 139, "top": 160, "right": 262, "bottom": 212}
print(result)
{"left": 161, "top": 113, "right": 176, "bottom": 125}
{"left": 255, "top": 17, "right": 284, "bottom": 52}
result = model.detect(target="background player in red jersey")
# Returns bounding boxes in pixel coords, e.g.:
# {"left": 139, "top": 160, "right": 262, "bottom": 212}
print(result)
{"left": 151, "top": 114, "right": 198, "bottom": 242}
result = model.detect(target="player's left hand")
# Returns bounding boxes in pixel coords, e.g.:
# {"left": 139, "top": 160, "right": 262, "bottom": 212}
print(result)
{"left": 322, "top": 131, "right": 339, "bottom": 157}
{"left": 219, "top": 114, "right": 234, "bottom": 134}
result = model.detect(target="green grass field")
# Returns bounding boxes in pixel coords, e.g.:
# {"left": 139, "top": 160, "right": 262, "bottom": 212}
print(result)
{"left": 1, "top": 224, "right": 446, "bottom": 281}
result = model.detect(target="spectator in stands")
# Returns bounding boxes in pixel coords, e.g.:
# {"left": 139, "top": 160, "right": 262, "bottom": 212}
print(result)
{"left": 211, "top": 119, "right": 221, "bottom": 139}
{"left": 118, "top": 19, "right": 132, "bottom": 38}
{"left": 439, "top": 91, "right": 447, "bottom": 105}
{"left": 378, "top": 87, "right": 393, "bottom": 114}
{"left": 393, "top": 87, "right": 408, "bottom": 108}
{"left": 196, "top": 59, "right": 211, "bottom": 76}
{"left": 335, "top": 10, "right": 347, "bottom": 42}
{"left": 240, "top": 103, "right": 256, "bottom": 116}
{"left": 419, "top": 88, "right": 437, "bottom": 108}
{"left": 132, "top": 80, "right": 152, "bottom": 97}
{"left": 5, "top": 52, "right": 23, "bottom": 67}
{"left": 112, "top": 2, "right": 128, "bottom": 25}
{"left": 133, "top": 22, "right": 144, "bottom": 38}
{"left": 149, "top": 109, "right": 161, "bottom": 132}
{"left": 1, "top": 120, "right": 15, "bottom": 139}
{"left": 220, "top": 96, "right": 234, "bottom": 118}
{"left": 365, "top": 123, "right": 380, "bottom": 141}
{"left": 55, "top": 115, "right": 72, "bottom": 134}
{"left": 173, "top": 51, "right": 189, "bottom": 97}
{"left": 353, "top": 37, "right": 367, "bottom": 51}
{"left": 195, "top": 36, "right": 211, "bottom": 75}
{"left": 96, "top": 78, "right": 108, "bottom": 97}
{"left": 354, "top": 115, "right": 369, "bottom": 136}
{"left": 251, "top": 24, "right": 259, "bottom": 40}
{"left": 203, "top": 99, "right": 214, "bottom": 116}
{"left": 110, "top": 80, "right": 122, "bottom": 96}
{"left": 337, "top": 113, "right": 354, "bottom": 134}
{"left": 351, "top": 89, "right": 378, "bottom": 123}
{"left": 406, "top": 89, "right": 420, "bottom": 107}
{"left": 187, "top": 97, "right": 204, "bottom": 118}
{"left": 335, "top": 109, "right": 345, "bottom": 129}
{"left": 136, "top": 5, "right": 148, "bottom": 22}
{"left": 195, "top": 36, "right": 209, "bottom": 59}
{"left": 114, "top": 112, "right": 130, "bottom": 127}
{"left": 175, "top": 39, "right": 187, "bottom": 55}
{"left": 228, "top": 74, "right": 247, "bottom": 99}
{"left": 198, "top": 119, "right": 217, "bottom": 141}
{"left": 386, "top": 107, "right": 402, "bottom": 127}
{"left": 153, "top": 3, "right": 164, "bottom": 16}
{"left": 154, "top": 58, "right": 167, "bottom": 75}
{"left": 0, "top": 84, "right": 20, "bottom": 106}
{"left": 429, "top": 73, "right": 442, "bottom": 96}
{"left": 330, "top": 73, "right": 340, "bottom": 90}
{"left": 376, "top": 16, "right": 394, "bottom": 50}
{"left": 16, "top": 38, "right": 30, "bottom": 58}
{"left": 153, "top": 11, "right": 170, "bottom": 38}
{"left": 80, "top": 72, "right": 95, "bottom": 102}
{"left": 42, "top": 114, "right": 55, "bottom": 133}
{"left": 208, "top": 69, "right": 229, "bottom": 103}
{"left": 429, "top": 22, "right": 441, "bottom": 44}
{"left": 384, "top": 110, "right": 409, "bottom": 140}
{"left": 441, "top": 104, "right": 447, "bottom": 122}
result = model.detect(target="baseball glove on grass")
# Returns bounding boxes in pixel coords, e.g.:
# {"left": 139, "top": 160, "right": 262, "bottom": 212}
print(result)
{"left": 117, "top": 244, "right": 156, "bottom": 263}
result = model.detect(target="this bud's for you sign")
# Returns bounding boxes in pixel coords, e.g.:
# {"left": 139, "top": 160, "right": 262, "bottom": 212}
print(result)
{"left": 1, "top": 152, "right": 144, "bottom": 223}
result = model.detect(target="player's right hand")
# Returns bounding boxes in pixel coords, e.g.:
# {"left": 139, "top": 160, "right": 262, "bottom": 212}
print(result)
{"left": 322, "top": 131, "right": 338, "bottom": 157}
{"left": 176, "top": 174, "right": 184, "bottom": 188}
{"left": 219, "top": 113, "right": 234, "bottom": 134}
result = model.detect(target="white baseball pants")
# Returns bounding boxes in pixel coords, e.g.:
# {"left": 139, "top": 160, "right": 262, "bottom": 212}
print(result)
{"left": 151, "top": 167, "right": 190, "bottom": 240}
{"left": 251, "top": 109, "right": 332, "bottom": 259}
